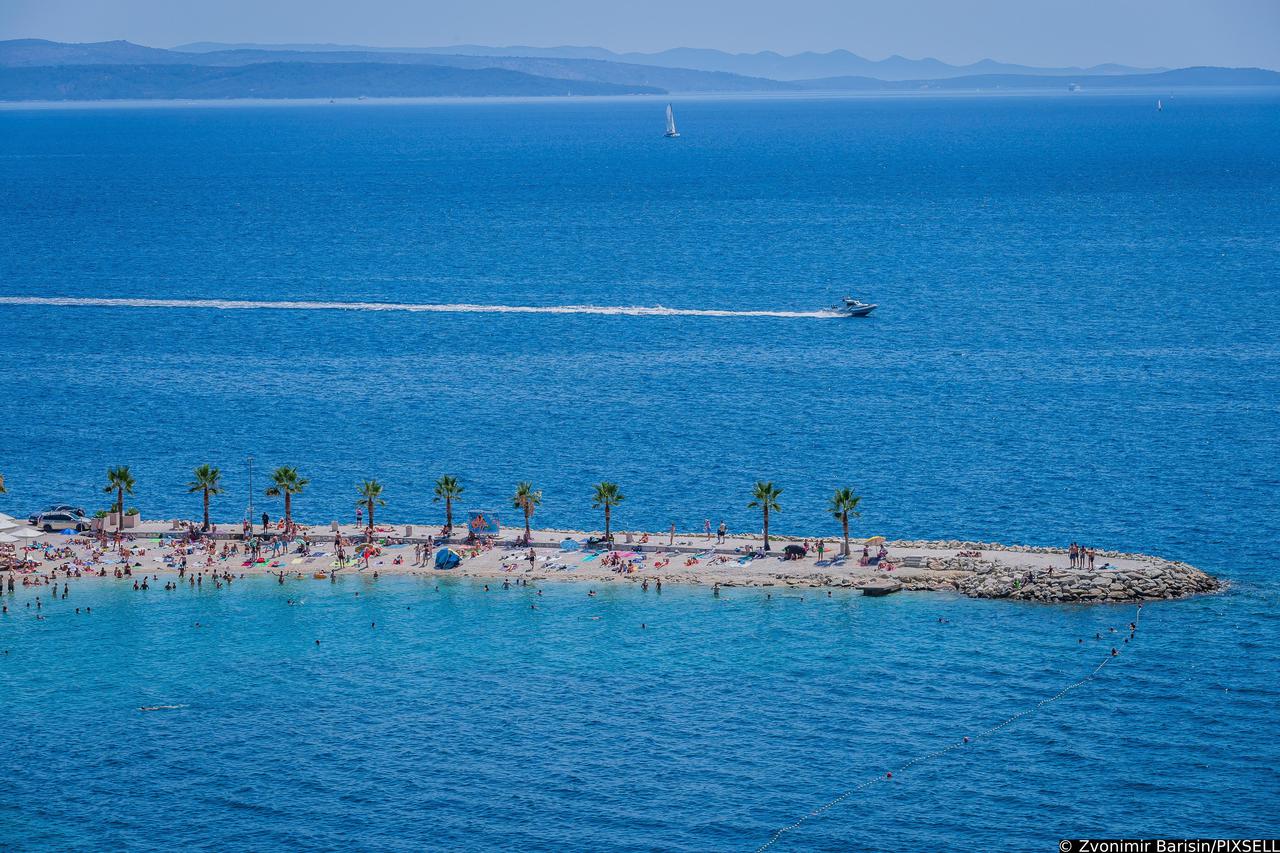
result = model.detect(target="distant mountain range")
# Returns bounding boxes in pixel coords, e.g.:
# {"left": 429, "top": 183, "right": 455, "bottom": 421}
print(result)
{"left": 1, "top": 39, "right": 1277, "bottom": 101}
{"left": 172, "top": 41, "right": 1165, "bottom": 81}
{"left": 0, "top": 62, "right": 660, "bottom": 101}
{"left": 0, "top": 39, "right": 791, "bottom": 94}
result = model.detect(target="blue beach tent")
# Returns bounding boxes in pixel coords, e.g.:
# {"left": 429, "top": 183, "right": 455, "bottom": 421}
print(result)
{"left": 560, "top": 538, "right": 582, "bottom": 552}
{"left": 435, "top": 548, "right": 462, "bottom": 570}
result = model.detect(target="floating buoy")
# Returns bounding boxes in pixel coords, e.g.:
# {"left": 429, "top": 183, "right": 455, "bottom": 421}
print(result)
{"left": 886, "top": 772, "right": 892, "bottom": 779}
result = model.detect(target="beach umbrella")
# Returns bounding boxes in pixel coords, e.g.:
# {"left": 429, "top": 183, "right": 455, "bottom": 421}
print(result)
{"left": 0, "top": 532, "right": 17, "bottom": 544}
{"left": 864, "top": 536, "right": 886, "bottom": 545}
{"left": 0, "top": 518, "right": 18, "bottom": 532}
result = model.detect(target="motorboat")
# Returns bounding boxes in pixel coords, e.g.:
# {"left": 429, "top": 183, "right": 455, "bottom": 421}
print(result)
{"left": 830, "top": 296, "right": 878, "bottom": 317}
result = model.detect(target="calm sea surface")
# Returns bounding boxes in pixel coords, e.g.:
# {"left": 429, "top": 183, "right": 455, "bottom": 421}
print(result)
{"left": 1, "top": 93, "right": 1278, "bottom": 850}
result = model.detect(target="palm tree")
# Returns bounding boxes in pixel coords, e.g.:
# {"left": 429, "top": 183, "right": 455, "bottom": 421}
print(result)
{"left": 356, "top": 479, "right": 387, "bottom": 530}
{"left": 264, "top": 466, "right": 309, "bottom": 528}
{"left": 512, "top": 481, "right": 542, "bottom": 543}
{"left": 433, "top": 475, "right": 463, "bottom": 532}
{"left": 0, "top": 472, "right": 6, "bottom": 494}
{"left": 591, "top": 482, "right": 625, "bottom": 543}
{"left": 828, "top": 487, "right": 863, "bottom": 557}
{"left": 747, "top": 481, "right": 782, "bottom": 551}
{"left": 104, "top": 466, "right": 136, "bottom": 527}
{"left": 187, "top": 464, "right": 223, "bottom": 531}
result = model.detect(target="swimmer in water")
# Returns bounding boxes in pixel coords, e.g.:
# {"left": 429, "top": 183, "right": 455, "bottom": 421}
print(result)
{"left": 1111, "top": 648, "right": 1118, "bottom": 656}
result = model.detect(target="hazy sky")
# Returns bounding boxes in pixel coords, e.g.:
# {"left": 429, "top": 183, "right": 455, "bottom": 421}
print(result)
{"left": 3, "top": 0, "right": 1278, "bottom": 68}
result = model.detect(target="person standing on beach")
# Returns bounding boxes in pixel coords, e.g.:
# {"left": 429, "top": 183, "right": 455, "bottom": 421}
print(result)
{"left": 704, "top": 519, "right": 711, "bottom": 540}
{"left": 668, "top": 523, "right": 676, "bottom": 546}
{"left": 356, "top": 507, "right": 362, "bottom": 528}
{"left": 717, "top": 521, "right": 727, "bottom": 544}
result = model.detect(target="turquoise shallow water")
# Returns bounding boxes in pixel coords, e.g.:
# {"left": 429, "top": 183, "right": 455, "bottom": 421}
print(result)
{"left": 1, "top": 92, "right": 1279, "bottom": 848}
{"left": 1, "top": 576, "right": 1278, "bottom": 851}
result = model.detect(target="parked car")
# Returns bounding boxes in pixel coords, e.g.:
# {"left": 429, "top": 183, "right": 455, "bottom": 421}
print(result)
{"left": 28, "top": 511, "right": 91, "bottom": 532}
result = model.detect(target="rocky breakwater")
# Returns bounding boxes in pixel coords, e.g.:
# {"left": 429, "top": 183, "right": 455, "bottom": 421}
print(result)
{"left": 949, "top": 559, "right": 1221, "bottom": 603}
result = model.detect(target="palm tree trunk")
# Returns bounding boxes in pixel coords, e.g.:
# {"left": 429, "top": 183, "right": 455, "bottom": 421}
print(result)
{"left": 524, "top": 508, "right": 531, "bottom": 542}
{"left": 763, "top": 507, "right": 770, "bottom": 551}
{"left": 445, "top": 498, "right": 453, "bottom": 531}
{"left": 841, "top": 515, "right": 849, "bottom": 557}
{"left": 604, "top": 505, "right": 611, "bottom": 541}
{"left": 117, "top": 486, "right": 124, "bottom": 529}
{"left": 367, "top": 500, "right": 374, "bottom": 530}
{"left": 284, "top": 492, "right": 292, "bottom": 526}
{"left": 202, "top": 490, "right": 210, "bottom": 531}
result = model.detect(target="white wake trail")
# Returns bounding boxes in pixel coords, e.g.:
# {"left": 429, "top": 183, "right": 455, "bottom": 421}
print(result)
{"left": 0, "top": 296, "right": 835, "bottom": 319}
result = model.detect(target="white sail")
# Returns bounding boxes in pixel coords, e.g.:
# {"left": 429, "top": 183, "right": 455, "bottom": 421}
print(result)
{"left": 665, "top": 104, "right": 679, "bottom": 137}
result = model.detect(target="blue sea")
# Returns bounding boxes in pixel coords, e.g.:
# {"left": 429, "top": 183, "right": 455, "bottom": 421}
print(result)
{"left": 1, "top": 92, "right": 1278, "bottom": 850}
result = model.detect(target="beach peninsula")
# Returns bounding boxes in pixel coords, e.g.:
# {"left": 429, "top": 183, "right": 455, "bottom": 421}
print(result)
{"left": 3, "top": 520, "right": 1222, "bottom": 604}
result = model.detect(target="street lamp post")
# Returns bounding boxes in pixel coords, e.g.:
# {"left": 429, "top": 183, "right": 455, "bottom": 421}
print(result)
{"left": 247, "top": 454, "right": 254, "bottom": 534}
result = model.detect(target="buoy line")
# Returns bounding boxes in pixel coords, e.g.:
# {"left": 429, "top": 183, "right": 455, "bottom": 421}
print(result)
{"left": 753, "top": 604, "right": 1144, "bottom": 853}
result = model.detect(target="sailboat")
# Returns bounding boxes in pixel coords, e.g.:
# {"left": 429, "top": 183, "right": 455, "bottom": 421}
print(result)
{"left": 1157, "top": 99, "right": 1163, "bottom": 111}
{"left": 664, "top": 103, "right": 680, "bottom": 138}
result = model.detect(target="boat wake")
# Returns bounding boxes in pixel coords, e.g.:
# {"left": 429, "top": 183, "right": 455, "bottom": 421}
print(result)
{"left": 0, "top": 296, "right": 835, "bottom": 319}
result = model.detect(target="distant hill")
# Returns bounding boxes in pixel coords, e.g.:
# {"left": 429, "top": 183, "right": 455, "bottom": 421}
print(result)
{"left": 0, "top": 39, "right": 792, "bottom": 93}
{"left": 0, "top": 38, "right": 181, "bottom": 66}
{"left": 0, "top": 63, "right": 661, "bottom": 100}
{"left": 174, "top": 41, "right": 1166, "bottom": 81}
{"left": 798, "top": 66, "right": 1280, "bottom": 91}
